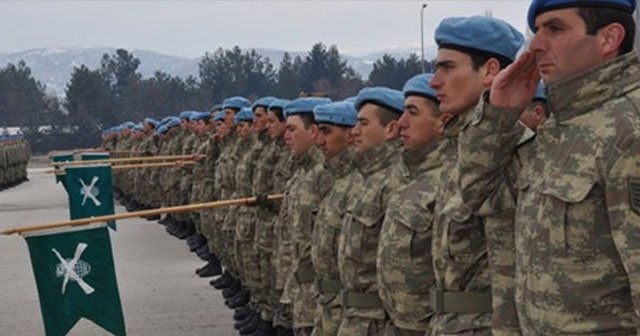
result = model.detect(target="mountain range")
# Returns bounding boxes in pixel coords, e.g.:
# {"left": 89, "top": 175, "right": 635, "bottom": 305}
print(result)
{"left": 0, "top": 46, "right": 438, "bottom": 97}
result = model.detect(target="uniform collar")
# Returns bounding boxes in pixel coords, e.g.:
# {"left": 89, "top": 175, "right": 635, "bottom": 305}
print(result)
{"left": 324, "top": 147, "right": 355, "bottom": 179}
{"left": 355, "top": 140, "right": 401, "bottom": 176}
{"left": 547, "top": 52, "right": 640, "bottom": 123}
{"left": 401, "top": 140, "right": 444, "bottom": 178}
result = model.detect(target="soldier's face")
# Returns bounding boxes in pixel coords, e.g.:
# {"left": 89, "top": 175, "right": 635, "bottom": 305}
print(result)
{"left": 284, "top": 115, "right": 314, "bottom": 158}
{"left": 530, "top": 8, "right": 605, "bottom": 85}
{"left": 237, "top": 122, "right": 252, "bottom": 139}
{"left": 253, "top": 107, "right": 269, "bottom": 132}
{"left": 398, "top": 96, "right": 445, "bottom": 150}
{"left": 224, "top": 109, "right": 236, "bottom": 126}
{"left": 351, "top": 104, "right": 391, "bottom": 152}
{"left": 267, "top": 111, "right": 286, "bottom": 139}
{"left": 430, "top": 49, "right": 486, "bottom": 116}
{"left": 317, "top": 123, "right": 350, "bottom": 160}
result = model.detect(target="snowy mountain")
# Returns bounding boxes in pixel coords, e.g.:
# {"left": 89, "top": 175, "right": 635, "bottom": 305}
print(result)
{"left": 0, "top": 46, "right": 438, "bottom": 96}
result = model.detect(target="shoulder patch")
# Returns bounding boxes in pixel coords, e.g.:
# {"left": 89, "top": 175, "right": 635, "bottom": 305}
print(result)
{"left": 628, "top": 177, "right": 640, "bottom": 215}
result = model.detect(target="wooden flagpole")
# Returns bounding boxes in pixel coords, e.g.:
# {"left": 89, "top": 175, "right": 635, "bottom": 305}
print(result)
{"left": 46, "top": 160, "right": 198, "bottom": 175}
{"left": 48, "top": 154, "right": 204, "bottom": 167}
{"left": 1, "top": 194, "right": 285, "bottom": 236}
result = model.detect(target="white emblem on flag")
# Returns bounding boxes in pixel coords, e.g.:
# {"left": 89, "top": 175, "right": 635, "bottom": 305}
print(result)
{"left": 79, "top": 176, "right": 101, "bottom": 207}
{"left": 52, "top": 243, "right": 95, "bottom": 295}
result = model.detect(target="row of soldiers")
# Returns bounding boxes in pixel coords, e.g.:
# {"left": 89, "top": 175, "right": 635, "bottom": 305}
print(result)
{"left": 102, "top": 0, "right": 640, "bottom": 335}
{"left": 0, "top": 135, "right": 31, "bottom": 191}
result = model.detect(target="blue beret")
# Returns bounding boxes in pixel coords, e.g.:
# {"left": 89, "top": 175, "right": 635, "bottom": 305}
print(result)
{"left": 122, "top": 122, "right": 136, "bottom": 129}
{"left": 252, "top": 96, "right": 276, "bottom": 111}
{"left": 222, "top": 96, "right": 252, "bottom": 110}
{"left": 343, "top": 96, "right": 357, "bottom": 104}
{"left": 403, "top": 73, "right": 438, "bottom": 102}
{"left": 213, "top": 111, "right": 225, "bottom": 122}
{"left": 189, "top": 112, "right": 209, "bottom": 121}
{"left": 159, "top": 116, "right": 173, "bottom": 126}
{"left": 284, "top": 97, "right": 332, "bottom": 118}
{"left": 533, "top": 81, "right": 547, "bottom": 102}
{"left": 165, "top": 117, "right": 181, "bottom": 129}
{"left": 313, "top": 101, "right": 357, "bottom": 127}
{"left": 144, "top": 118, "right": 159, "bottom": 127}
{"left": 156, "top": 125, "right": 169, "bottom": 135}
{"left": 435, "top": 16, "right": 524, "bottom": 64}
{"left": 528, "top": 0, "right": 636, "bottom": 31}
{"left": 234, "top": 107, "right": 255, "bottom": 124}
{"left": 354, "top": 87, "right": 404, "bottom": 114}
{"left": 268, "top": 98, "right": 290, "bottom": 111}
{"left": 133, "top": 123, "right": 144, "bottom": 131}
{"left": 179, "top": 111, "right": 194, "bottom": 120}
{"left": 210, "top": 104, "right": 222, "bottom": 112}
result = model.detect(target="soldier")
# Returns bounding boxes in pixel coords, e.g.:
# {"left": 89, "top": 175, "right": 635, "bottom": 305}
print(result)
{"left": 309, "top": 101, "right": 357, "bottom": 336}
{"left": 459, "top": 0, "right": 640, "bottom": 334}
{"left": 278, "top": 97, "right": 330, "bottom": 336}
{"left": 337, "top": 87, "right": 404, "bottom": 336}
{"left": 427, "top": 16, "right": 524, "bottom": 336}
{"left": 376, "top": 74, "right": 447, "bottom": 336}
{"left": 252, "top": 98, "right": 295, "bottom": 336}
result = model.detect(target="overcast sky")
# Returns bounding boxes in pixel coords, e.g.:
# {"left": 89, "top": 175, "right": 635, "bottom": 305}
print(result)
{"left": 1, "top": 0, "right": 531, "bottom": 58}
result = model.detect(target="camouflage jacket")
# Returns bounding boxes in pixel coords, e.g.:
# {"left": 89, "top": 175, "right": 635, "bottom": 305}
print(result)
{"left": 338, "top": 140, "right": 402, "bottom": 320}
{"left": 377, "top": 141, "right": 444, "bottom": 331}
{"left": 431, "top": 107, "right": 492, "bottom": 334}
{"left": 459, "top": 52, "right": 640, "bottom": 335}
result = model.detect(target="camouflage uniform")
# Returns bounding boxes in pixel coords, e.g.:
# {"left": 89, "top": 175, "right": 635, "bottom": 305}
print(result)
{"left": 220, "top": 133, "right": 243, "bottom": 273}
{"left": 430, "top": 109, "right": 492, "bottom": 336}
{"left": 283, "top": 146, "right": 325, "bottom": 333}
{"left": 175, "top": 131, "right": 200, "bottom": 223}
{"left": 376, "top": 142, "right": 444, "bottom": 336}
{"left": 459, "top": 52, "right": 640, "bottom": 335}
{"left": 310, "top": 148, "right": 355, "bottom": 336}
{"left": 337, "top": 141, "right": 402, "bottom": 336}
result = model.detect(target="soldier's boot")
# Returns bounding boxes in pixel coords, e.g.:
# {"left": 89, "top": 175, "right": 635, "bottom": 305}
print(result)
{"left": 188, "top": 234, "right": 207, "bottom": 252}
{"left": 234, "top": 310, "right": 259, "bottom": 330}
{"left": 195, "top": 245, "right": 212, "bottom": 261}
{"left": 227, "top": 288, "right": 250, "bottom": 309}
{"left": 165, "top": 220, "right": 182, "bottom": 236}
{"left": 222, "top": 280, "right": 242, "bottom": 300}
{"left": 250, "top": 320, "right": 276, "bottom": 336}
{"left": 274, "top": 326, "right": 293, "bottom": 336}
{"left": 113, "top": 189, "right": 123, "bottom": 200}
{"left": 158, "top": 214, "right": 171, "bottom": 225}
{"left": 238, "top": 313, "right": 260, "bottom": 335}
{"left": 196, "top": 259, "right": 222, "bottom": 278}
{"left": 211, "top": 271, "right": 233, "bottom": 289}
{"left": 176, "top": 221, "right": 195, "bottom": 240}
{"left": 233, "top": 306, "right": 253, "bottom": 321}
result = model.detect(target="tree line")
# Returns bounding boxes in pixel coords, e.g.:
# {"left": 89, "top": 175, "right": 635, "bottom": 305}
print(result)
{"left": 0, "top": 42, "right": 434, "bottom": 154}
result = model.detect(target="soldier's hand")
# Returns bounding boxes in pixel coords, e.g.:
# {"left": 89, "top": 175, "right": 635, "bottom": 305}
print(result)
{"left": 175, "top": 160, "right": 183, "bottom": 167}
{"left": 254, "top": 194, "right": 269, "bottom": 207}
{"left": 490, "top": 51, "right": 541, "bottom": 110}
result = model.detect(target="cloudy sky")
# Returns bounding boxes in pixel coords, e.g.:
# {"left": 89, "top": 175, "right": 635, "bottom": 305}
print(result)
{"left": 1, "top": 0, "right": 531, "bottom": 57}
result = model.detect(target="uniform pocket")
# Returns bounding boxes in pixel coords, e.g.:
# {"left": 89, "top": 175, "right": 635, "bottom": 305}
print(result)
{"left": 538, "top": 173, "right": 599, "bottom": 261}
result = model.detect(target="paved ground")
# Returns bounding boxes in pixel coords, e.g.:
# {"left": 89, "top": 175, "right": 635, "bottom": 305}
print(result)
{"left": 0, "top": 167, "right": 235, "bottom": 335}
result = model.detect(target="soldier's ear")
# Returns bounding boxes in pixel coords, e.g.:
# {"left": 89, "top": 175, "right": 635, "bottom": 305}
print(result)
{"left": 599, "top": 22, "right": 626, "bottom": 58}
{"left": 437, "top": 112, "right": 453, "bottom": 136}
{"left": 384, "top": 120, "right": 400, "bottom": 140}
{"left": 482, "top": 58, "right": 501, "bottom": 87}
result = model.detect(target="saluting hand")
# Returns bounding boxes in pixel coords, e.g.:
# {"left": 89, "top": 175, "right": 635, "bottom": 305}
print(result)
{"left": 490, "top": 51, "right": 541, "bottom": 110}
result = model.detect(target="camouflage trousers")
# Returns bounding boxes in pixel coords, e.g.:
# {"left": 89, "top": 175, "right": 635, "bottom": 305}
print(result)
{"left": 312, "top": 294, "right": 341, "bottom": 336}
{"left": 293, "top": 282, "right": 317, "bottom": 329}
{"left": 429, "top": 313, "right": 491, "bottom": 336}
{"left": 337, "top": 316, "right": 386, "bottom": 336}
{"left": 273, "top": 300, "right": 293, "bottom": 329}
{"left": 294, "top": 327, "right": 313, "bottom": 336}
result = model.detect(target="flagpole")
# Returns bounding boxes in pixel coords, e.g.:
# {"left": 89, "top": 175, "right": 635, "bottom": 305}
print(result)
{"left": 48, "top": 154, "right": 205, "bottom": 167}
{"left": 47, "top": 160, "right": 199, "bottom": 175}
{"left": 1, "top": 194, "right": 285, "bottom": 236}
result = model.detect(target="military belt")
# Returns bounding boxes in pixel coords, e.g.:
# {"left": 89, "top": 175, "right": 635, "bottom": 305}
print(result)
{"left": 316, "top": 278, "right": 343, "bottom": 294}
{"left": 294, "top": 265, "right": 316, "bottom": 284}
{"left": 393, "top": 327, "right": 426, "bottom": 336}
{"left": 340, "top": 290, "right": 382, "bottom": 309}
{"left": 429, "top": 287, "right": 492, "bottom": 313}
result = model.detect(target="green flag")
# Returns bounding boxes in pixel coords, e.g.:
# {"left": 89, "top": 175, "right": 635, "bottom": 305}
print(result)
{"left": 52, "top": 153, "right": 74, "bottom": 186}
{"left": 24, "top": 224, "right": 126, "bottom": 336}
{"left": 64, "top": 165, "right": 116, "bottom": 230}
